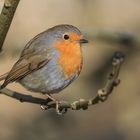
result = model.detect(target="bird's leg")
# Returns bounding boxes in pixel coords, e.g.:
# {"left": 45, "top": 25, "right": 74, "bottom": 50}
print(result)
{"left": 40, "top": 94, "right": 55, "bottom": 110}
{"left": 46, "top": 94, "right": 57, "bottom": 102}
{"left": 41, "top": 94, "right": 67, "bottom": 115}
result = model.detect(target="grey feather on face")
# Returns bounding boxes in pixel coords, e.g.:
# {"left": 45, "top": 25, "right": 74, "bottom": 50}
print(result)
{"left": 23, "top": 24, "right": 82, "bottom": 52}
{"left": 46, "top": 24, "right": 82, "bottom": 39}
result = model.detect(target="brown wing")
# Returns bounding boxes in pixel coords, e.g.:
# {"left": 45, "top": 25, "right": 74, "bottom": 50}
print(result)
{"left": 1, "top": 55, "right": 50, "bottom": 89}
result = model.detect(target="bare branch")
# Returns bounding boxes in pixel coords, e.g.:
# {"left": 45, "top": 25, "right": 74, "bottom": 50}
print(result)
{"left": 0, "top": 52, "right": 124, "bottom": 114}
{"left": 0, "top": 0, "right": 20, "bottom": 51}
{"left": 0, "top": 88, "right": 47, "bottom": 105}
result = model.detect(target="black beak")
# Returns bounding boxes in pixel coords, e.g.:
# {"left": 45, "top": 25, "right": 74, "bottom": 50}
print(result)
{"left": 79, "top": 39, "right": 88, "bottom": 43}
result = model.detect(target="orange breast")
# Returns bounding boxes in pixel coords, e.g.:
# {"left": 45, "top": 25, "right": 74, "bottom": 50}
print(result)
{"left": 55, "top": 40, "right": 83, "bottom": 78}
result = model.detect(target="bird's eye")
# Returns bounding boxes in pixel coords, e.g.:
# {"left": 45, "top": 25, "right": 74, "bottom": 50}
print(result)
{"left": 63, "top": 34, "right": 69, "bottom": 40}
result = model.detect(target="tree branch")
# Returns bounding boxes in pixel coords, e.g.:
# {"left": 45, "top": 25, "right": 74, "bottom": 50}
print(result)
{"left": 0, "top": 52, "right": 124, "bottom": 114}
{"left": 0, "top": 0, "right": 20, "bottom": 51}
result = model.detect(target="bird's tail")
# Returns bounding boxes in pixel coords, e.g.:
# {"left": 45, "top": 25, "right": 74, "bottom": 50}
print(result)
{"left": 0, "top": 72, "right": 8, "bottom": 81}
{"left": 0, "top": 72, "right": 8, "bottom": 90}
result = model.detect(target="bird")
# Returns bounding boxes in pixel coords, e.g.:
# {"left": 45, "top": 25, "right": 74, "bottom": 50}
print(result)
{"left": 0, "top": 24, "right": 88, "bottom": 113}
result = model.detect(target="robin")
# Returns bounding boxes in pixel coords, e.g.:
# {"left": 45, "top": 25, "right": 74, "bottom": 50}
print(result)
{"left": 0, "top": 24, "right": 88, "bottom": 113}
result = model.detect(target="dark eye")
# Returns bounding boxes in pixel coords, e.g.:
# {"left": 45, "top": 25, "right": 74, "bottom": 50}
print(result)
{"left": 63, "top": 34, "right": 69, "bottom": 40}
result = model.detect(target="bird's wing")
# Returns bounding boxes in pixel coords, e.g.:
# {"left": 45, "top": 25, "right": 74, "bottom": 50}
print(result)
{"left": 1, "top": 54, "right": 50, "bottom": 89}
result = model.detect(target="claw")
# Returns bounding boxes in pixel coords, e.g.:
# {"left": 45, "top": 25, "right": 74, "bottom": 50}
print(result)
{"left": 40, "top": 95, "right": 67, "bottom": 115}
{"left": 40, "top": 105, "right": 48, "bottom": 110}
{"left": 56, "top": 101, "right": 67, "bottom": 115}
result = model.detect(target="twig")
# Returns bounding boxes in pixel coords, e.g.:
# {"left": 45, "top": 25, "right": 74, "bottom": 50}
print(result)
{"left": 0, "top": 88, "right": 47, "bottom": 105}
{"left": 0, "top": 0, "right": 20, "bottom": 51}
{"left": 0, "top": 52, "right": 124, "bottom": 114}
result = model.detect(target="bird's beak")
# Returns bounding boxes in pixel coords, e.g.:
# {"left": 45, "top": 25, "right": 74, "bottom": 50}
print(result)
{"left": 79, "top": 38, "right": 88, "bottom": 44}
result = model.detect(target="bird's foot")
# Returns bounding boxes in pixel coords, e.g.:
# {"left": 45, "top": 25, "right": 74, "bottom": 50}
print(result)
{"left": 40, "top": 105, "right": 48, "bottom": 110}
{"left": 40, "top": 94, "right": 67, "bottom": 115}
{"left": 55, "top": 101, "right": 67, "bottom": 115}
{"left": 40, "top": 97, "right": 52, "bottom": 110}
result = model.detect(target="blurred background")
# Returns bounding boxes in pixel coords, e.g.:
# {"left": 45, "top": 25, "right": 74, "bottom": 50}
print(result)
{"left": 0, "top": 0, "right": 140, "bottom": 140}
